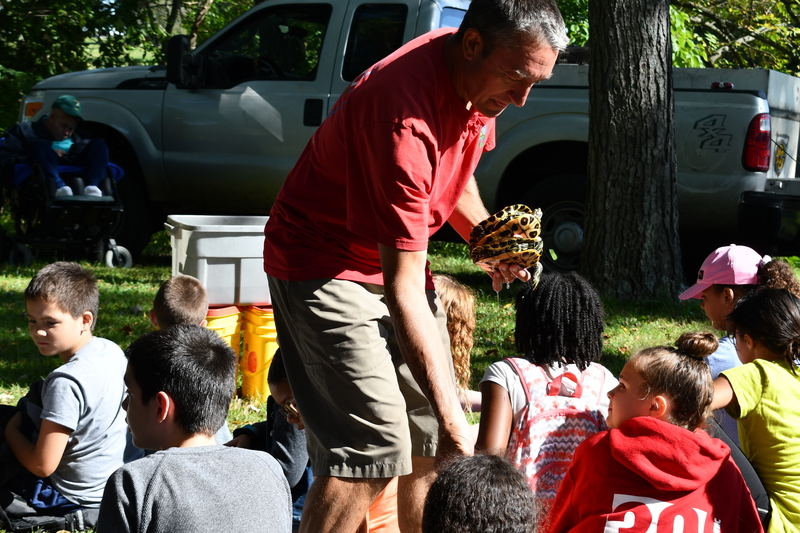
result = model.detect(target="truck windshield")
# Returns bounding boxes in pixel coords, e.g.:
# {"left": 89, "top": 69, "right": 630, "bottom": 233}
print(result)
{"left": 203, "top": 4, "right": 332, "bottom": 87}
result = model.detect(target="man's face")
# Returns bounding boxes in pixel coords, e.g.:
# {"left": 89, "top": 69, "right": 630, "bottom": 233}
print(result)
{"left": 460, "top": 31, "right": 559, "bottom": 118}
{"left": 44, "top": 107, "right": 79, "bottom": 141}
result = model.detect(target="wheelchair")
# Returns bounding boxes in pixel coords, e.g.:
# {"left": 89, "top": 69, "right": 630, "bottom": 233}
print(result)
{"left": 2, "top": 157, "right": 132, "bottom": 268}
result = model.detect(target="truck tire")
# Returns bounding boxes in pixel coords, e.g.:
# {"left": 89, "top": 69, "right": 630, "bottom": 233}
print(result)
{"left": 520, "top": 174, "right": 586, "bottom": 272}
{"left": 114, "top": 170, "right": 159, "bottom": 258}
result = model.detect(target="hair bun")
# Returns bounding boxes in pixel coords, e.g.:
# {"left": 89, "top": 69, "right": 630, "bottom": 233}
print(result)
{"left": 675, "top": 332, "right": 718, "bottom": 359}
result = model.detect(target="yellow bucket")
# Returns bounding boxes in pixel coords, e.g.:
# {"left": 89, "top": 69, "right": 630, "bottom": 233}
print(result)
{"left": 241, "top": 305, "right": 278, "bottom": 402}
{"left": 205, "top": 305, "right": 242, "bottom": 358}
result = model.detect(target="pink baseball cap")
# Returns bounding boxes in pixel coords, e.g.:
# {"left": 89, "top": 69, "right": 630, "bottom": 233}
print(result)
{"left": 679, "top": 244, "right": 769, "bottom": 300}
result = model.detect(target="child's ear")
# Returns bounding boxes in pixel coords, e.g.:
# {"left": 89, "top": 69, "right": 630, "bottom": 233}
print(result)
{"left": 149, "top": 309, "right": 159, "bottom": 329}
{"left": 81, "top": 311, "right": 94, "bottom": 331}
{"left": 154, "top": 391, "right": 172, "bottom": 424}
{"left": 722, "top": 287, "right": 738, "bottom": 310}
{"left": 740, "top": 333, "right": 757, "bottom": 352}
{"left": 649, "top": 395, "right": 669, "bottom": 420}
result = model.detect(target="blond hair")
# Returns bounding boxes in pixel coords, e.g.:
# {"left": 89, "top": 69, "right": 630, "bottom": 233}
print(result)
{"left": 434, "top": 274, "right": 476, "bottom": 392}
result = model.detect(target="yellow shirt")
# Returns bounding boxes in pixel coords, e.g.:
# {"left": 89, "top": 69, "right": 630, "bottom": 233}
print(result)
{"left": 723, "top": 359, "right": 800, "bottom": 533}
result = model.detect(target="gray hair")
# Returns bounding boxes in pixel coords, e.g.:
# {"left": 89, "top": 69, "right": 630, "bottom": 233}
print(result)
{"left": 458, "top": 0, "right": 568, "bottom": 56}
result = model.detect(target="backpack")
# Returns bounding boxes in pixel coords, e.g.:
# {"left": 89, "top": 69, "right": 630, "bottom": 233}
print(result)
{"left": 505, "top": 358, "right": 609, "bottom": 504}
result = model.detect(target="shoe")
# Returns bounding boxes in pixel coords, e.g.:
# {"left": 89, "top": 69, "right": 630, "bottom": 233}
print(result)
{"left": 55, "top": 186, "right": 73, "bottom": 197}
{"left": 84, "top": 185, "right": 102, "bottom": 197}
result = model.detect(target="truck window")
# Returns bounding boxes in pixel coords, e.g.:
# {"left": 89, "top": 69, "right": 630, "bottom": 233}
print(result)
{"left": 342, "top": 4, "right": 407, "bottom": 82}
{"left": 203, "top": 4, "right": 332, "bottom": 88}
{"left": 440, "top": 7, "right": 466, "bottom": 28}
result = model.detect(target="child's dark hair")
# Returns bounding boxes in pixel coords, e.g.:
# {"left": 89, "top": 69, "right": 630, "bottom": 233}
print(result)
{"left": 630, "top": 332, "right": 717, "bottom": 430}
{"left": 125, "top": 325, "right": 236, "bottom": 435}
{"left": 267, "top": 347, "right": 288, "bottom": 385}
{"left": 153, "top": 275, "right": 208, "bottom": 328}
{"left": 515, "top": 272, "right": 603, "bottom": 371}
{"left": 717, "top": 258, "right": 800, "bottom": 301}
{"left": 727, "top": 288, "right": 800, "bottom": 373}
{"left": 434, "top": 274, "right": 476, "bottom": 391}
{"left": 25, "top": 262, "right": 99, "bottom": 330}
{"left": 422, "top": 454, "right": 536, "bottom": 533}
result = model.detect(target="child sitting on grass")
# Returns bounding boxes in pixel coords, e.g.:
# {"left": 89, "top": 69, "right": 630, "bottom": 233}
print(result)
{"left": 422, "top": 454, "right": 536, "bottom": 533}
{"left": 0, "top": 262, "right": 137, "bottom": 532}
{"left": 544, "top": 332, "right": 762, "bottom": 533}
{"left": 476, "top": 272, "right": 617, "bottom": 513}
{"left": 712, "top": 288, "right": 800, "bottom": 532}
{"left": 433, "top": 274, "right": 480, "bottom": 412}
{"left": 149, "top": 274, "right": 232, "bottom": 444}
{"left": 97, "top": 325, "right": 292, "bottom": 532}
{"left": 149, "top": 274, "right": 209, "bottom": 329}
{"left": 228, "top": 348, "right": 312, "bottom": 532}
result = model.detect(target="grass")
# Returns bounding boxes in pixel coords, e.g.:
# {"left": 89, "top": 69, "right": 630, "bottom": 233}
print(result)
{"left": 0, "top": 234, "right": 771, "bottom": 531}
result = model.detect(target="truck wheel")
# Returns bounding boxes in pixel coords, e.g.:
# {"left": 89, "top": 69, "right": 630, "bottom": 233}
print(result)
{"left": 520, "top": 174, "right": 586, "bottom": 272}
{"left": 9, "top": 243, "right": 33, "bottom": 267}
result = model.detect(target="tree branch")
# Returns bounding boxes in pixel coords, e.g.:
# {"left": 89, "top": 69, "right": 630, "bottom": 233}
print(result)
{"left": 189, "top": 0, "right": 215, "bottom": 50}
{"left": 780, "top": 0, "right": 800, "bottom": 28}
{"left": 166, "top": 0, "right": 182, "bottom": 36}
{"left": 672, "top": 0, "right": 796, "bottom": 57}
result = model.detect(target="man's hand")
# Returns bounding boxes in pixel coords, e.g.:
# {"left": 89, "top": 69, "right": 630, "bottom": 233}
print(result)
{"left": 53, "top": 149, "right": 67, "bottom": 158}
{"left": 435, "top": 418, "right": 475, "bottom": 469}
{"left": 481, "top": 263, "right": 531, "bottom": 292}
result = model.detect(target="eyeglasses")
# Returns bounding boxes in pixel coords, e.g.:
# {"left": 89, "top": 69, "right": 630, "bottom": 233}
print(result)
{"left": 279, "top": 399, "right": 300, "bottom": 420}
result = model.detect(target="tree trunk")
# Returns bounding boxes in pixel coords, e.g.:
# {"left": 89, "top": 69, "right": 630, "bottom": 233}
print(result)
{"left": 581, "top": 0, "right": 683, "bottom": 300}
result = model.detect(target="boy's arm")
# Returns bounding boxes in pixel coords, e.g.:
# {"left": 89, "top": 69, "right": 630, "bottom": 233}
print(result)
{"left": 5, "top": 413, "right": 70, "bottom": 477}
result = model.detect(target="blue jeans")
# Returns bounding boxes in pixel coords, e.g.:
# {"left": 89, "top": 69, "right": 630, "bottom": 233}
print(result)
{"left": 27, "top": 139, "right": 109, "bottom": 189}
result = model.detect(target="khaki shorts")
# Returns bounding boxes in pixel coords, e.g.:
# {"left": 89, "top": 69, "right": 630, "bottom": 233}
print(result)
{"left": 267, "top": 276, "right": 453, "bottom": 478}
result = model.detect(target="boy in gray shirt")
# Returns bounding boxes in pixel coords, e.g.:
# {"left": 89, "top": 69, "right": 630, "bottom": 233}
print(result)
{"left": 97, "top": 325, "right": 292, "bottom": 533}
{"left": 1, "top": 262, "right": 137, "bottom": 532}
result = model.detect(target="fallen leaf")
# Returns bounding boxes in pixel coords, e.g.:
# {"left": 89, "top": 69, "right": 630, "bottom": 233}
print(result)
{"left": 121, "top": 324, "right": 134, "bottom": 335}
{"left": 618, "top": 345, "right": 630, "bottom": 355}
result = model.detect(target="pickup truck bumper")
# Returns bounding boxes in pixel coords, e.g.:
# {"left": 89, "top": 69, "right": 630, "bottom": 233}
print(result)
{"left": 739, "top": 191, "right": 800, "bottom": 254}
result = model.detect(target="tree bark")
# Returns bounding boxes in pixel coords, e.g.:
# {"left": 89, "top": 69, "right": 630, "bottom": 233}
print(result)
{"left": 581, "top": 0, "right": 683, "bottom": 300}
{"left": 189, "top": 0, "right": 215, "bottom": 50}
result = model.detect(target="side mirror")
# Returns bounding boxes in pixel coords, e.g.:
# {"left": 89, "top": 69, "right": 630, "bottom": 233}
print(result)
{"left": 166, "top": 35, "right": 203, "bottom": 88}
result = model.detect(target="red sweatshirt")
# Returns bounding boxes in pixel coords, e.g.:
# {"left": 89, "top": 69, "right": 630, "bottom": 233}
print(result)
{"left": 543, "top": 417, "right": 762, "bottom": 533}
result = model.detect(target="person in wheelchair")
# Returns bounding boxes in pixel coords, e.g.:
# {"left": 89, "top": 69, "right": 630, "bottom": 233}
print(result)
{"left": 0, "top": 95, "right": 109, "bottom": 197}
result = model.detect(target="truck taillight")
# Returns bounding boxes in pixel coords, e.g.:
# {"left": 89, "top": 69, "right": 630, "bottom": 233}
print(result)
{"left": 742, "top": 113, "right": 771, "bottom": 172}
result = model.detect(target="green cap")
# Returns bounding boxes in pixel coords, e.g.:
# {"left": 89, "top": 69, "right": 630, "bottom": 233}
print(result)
{"left": 52, "top": 95, "right": 83, "bottom": 120}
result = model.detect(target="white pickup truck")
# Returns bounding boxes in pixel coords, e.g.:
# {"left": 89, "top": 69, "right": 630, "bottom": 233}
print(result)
{"left": 17, "top": 0, "right": 800, "bottom": 269}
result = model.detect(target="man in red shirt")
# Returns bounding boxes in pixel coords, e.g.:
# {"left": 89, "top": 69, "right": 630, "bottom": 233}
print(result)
{"left": 263, "top": 0, "right": 566, "bottom": 530}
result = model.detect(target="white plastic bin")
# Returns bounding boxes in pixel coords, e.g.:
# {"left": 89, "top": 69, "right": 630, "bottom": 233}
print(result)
{"left": 164, "top": 215, "right": 271, "bottom": 306}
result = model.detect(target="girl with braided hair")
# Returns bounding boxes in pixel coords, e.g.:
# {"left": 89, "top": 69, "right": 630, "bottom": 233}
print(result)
{"left": 712, "top": 288, "right": 800, "bottom": 532}
{"left": 545, "top": 332, "right": 762, "bottom": 533}
{"left": 476, "top": 272, "right": 617, "bottom": 514}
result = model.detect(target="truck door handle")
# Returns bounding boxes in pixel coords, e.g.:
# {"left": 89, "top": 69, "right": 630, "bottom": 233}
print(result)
{"left": 304, "top": 99, "right": 323, "bottom": 126}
